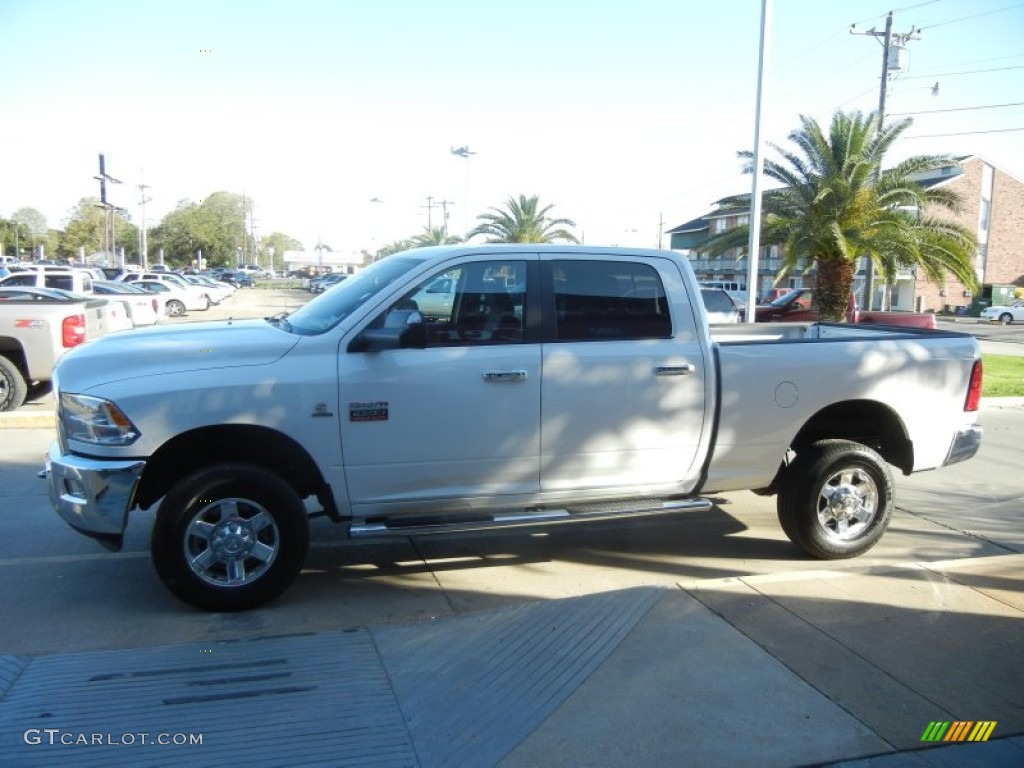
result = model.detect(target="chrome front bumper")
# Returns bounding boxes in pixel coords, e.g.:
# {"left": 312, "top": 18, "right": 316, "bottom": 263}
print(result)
{"left": 944, "top": 423, "right": 983, "bottom": 467}
{"left": 44, "top": 442, "right": 145, "bottom": 551}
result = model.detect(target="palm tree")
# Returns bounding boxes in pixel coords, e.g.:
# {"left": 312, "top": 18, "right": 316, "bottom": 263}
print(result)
{"left": 411, "top": 226, "right": 463, "bottom": 247}
{"left": 373, "top": 239, "right": 413, "bottom": 261}
{"left": 700, "top": 110, "right": 978, "bottom": 321}
{"left": 469, "top": 194, "right": 578, "bottom": 244}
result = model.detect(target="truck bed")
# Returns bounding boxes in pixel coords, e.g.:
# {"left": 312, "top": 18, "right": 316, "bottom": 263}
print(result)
{"left": 704, "top": 322, "right": 979, "bottom": 492}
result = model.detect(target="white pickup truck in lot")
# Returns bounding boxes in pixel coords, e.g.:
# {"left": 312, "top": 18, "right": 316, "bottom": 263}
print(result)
{"left": 44, "top": 245, "right": 984, "bottom": 610}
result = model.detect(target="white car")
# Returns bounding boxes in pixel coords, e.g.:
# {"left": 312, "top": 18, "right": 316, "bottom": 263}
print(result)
{"left": 186, "top": 274, "right": 234, "bottom": 301}
{"left": 979, "top": 299, "right": 1024, "bottom": 325}
{"left": 93, "top": 281, "right": 163, "bottom": 326}
{"left": 700, "top": 287, "right": 741, "bottom": 323}
{"left": 131, "top": 279, "right": 210, "bottom": 317}
{"left": 119, "top": 272, "right": 220, "bottom": 307}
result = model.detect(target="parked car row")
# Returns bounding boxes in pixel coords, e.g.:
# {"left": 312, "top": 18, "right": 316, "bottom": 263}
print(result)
{"left": 0, "top": 263, "right": 246, "bottom": 323}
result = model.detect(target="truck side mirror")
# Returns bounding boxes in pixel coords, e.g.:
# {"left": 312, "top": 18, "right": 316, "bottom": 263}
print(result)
{"left": 349, "top": 309, "right": 427, "bottom": 352}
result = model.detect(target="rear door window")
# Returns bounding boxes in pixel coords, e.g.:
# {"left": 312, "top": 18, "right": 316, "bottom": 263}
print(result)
{"left": 550, "top": 260, "right": 671, "bottom": 341}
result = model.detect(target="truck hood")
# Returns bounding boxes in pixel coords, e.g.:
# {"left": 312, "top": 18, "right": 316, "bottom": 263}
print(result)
{"left": 56, "top": 319, "right": 301, "bottom": 392}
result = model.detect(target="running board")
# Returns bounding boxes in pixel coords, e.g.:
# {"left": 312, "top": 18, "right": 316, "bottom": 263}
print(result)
{"left": 348, "top": 498, "right": 713, "bottom": 538}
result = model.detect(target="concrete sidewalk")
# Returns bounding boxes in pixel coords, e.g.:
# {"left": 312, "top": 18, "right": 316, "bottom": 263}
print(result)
{"left": 2, "top": 553, "right": 1021, "bottom": 767}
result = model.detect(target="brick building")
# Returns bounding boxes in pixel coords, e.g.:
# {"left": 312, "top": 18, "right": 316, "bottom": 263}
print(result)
{"left": 903, "top": 156, "right": 1024, "bottom": 314}
{"left": 668, "top": 155, "right": 1024, "bottom": 312}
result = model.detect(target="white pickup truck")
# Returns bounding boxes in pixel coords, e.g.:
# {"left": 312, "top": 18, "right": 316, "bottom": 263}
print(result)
{"left": 45, "top": 245, "right": 984, "bottom": 610}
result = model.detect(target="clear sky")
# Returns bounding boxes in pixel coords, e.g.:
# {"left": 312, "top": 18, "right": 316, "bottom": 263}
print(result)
{"left": 1, "top": 0, "right": 1022, "bottom": 257}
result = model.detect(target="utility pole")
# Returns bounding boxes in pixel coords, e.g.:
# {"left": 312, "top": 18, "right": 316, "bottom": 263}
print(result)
{"left": 657, "top": 212, "right": 664, "bottom": 249}
{"left": 438, "top": 199, "right": 455, "bottom": 235}
{"left": 421, "top": 195, "right": 439, "bottom": 229}
{"left": 851, "top": 12, "right": 920, "bottom": 310}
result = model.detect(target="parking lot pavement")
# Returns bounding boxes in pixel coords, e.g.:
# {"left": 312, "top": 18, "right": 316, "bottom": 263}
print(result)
{"left": 3, "top": 292, "right": 1022, "bottom": 765}
{"left": 2, "top": 559, "right": 1021, "bottom": 766}
{"left": 3, "top": 407, "right": 1022, "bottom": 766}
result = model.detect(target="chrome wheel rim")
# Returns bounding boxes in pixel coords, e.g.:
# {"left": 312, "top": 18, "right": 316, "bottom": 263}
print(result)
{"left": 184, "top": 498, "right": 280, "bottom": 587}
{"left": 816, "top": 467, "right": 878, "bottom": 541}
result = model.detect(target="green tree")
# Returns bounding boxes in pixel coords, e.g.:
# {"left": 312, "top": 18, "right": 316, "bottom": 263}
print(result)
{"left": 259, "top": 232, "right": 304, "bottom": 271}
{"left": 410, "top": 226, "right": 463, "bottom": 247}
{"left": 468, "top": 194, "right": 578, "bottom": 243}
{"left": 0, "top": 217, "right": 29, "bottom": 259}
{"left": 12, "top": 207, "right": 48, "bottom": 258}
{"left": 61, "top": 197, "right": 138, "bottom": 261}
{"left": 148, "top": 192, "right": 253, "bottom": 267}
{"left": 700, "top": 110, "right": 978, "bottom": 321}
{"left": 373, "top": 239, "right": 413, "bottom": 261}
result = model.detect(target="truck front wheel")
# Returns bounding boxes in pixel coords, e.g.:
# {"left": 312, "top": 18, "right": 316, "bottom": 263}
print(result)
{"left": 152, "top": 463, "right": 309, "bottom": 611}
{"left": 0, "top": 355, "right": 28, "bottom": 412}
{"left": 777, "top": 440, "right": 893, "bottom": 559}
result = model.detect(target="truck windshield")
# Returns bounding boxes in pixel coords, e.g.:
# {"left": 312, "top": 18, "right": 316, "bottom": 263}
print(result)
{"left": 281, "top": 257, "right": 421, "bottom": 334}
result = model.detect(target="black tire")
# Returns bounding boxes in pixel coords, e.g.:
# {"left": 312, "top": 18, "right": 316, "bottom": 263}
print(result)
{"left": 777, "top": 439, "right": 893, "bottom": 559}
{"left": 152, "top": 463, "right": 309, "bottom": 611}
{"left": 999, "top": 313, "right": 1013, "bottom": 325}
{"left": 0, "top": 355, "right": 28, "bottom": 412}
{"left": 166, "top": 299, "right": 186, "bottom": 317}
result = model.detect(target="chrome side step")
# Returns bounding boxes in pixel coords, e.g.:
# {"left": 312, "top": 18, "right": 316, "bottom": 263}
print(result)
{"left": 348, "top": 498, "right": 713, "bottom": 538}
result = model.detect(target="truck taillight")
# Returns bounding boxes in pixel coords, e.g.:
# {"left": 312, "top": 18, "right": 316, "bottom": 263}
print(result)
{"left": 965, "top": 359, "right": 983, "bottom": 412}
{"left": 62, "top": 314, "right": 86, "bottom": 348}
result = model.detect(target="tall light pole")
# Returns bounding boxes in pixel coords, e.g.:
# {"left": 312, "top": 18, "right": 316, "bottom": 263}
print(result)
{"left": 450, "top": 145, "right": 475, "bottom": 236}
{"left": 744, "top": 0, "right": 772, "bottom": 323}
{"left": 138, "top": 174, "right": 151, "bottom": 269}
{"left": 94, "top": 153, "right": 123, "bottom": 264}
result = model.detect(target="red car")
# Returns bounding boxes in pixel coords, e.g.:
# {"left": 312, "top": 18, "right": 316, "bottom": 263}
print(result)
{"left": 756, "top": 289, "right": 936, "bottom": 329}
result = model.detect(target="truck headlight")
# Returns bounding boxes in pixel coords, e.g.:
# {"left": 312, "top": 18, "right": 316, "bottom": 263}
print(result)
{"left": 59, "top": 394, "right": 140, "bottom": 446}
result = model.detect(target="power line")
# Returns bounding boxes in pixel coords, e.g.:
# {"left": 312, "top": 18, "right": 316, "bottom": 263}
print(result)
{"left": 903, "top": 64, "right": 1024, "bottom": 79}
{"left": 917, "top": 1, "right": 1024, "bottom": 30}
{"left": 903, "top": 126, "right": 1024, "bottom": 138}
{"left": 889, "top": 101, "right": 1024, "bottom": 116}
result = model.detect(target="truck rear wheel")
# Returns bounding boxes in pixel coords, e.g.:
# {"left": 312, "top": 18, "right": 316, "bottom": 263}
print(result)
{"left": 777, "top": 440, "right": 893, "bottom": 559}
{"left": 152, "top": 463, "right": 309, "bottom": 611}
{"left": 0, "top": 355, "right": 28, "bottom": 412}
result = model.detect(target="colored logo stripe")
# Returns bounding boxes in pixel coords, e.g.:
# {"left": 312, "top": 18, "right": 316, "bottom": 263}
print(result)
{"left": 967, "top": 722, "right": 997, "bottom": 742}
{"left": 920, "top": 721, "right": 996, "bottom": 742}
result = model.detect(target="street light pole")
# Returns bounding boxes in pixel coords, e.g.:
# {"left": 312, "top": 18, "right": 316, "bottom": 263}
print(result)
{"left": 138, "top": 174, "right": 151, "bottom": 269}
{"left": 450, "top": 145, "right": 476, "bottom": 236}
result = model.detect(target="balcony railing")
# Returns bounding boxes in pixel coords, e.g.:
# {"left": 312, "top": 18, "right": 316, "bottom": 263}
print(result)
{"left": 688, "top": 257, "right": 787, "bottom": 274}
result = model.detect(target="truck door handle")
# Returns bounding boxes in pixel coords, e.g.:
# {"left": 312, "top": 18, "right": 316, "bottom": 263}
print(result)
{"left": 654, "top": 364, "right": 695, "bottom": 376}
{"left": 484, "top": 370, "right": 528, "bottom": 382}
